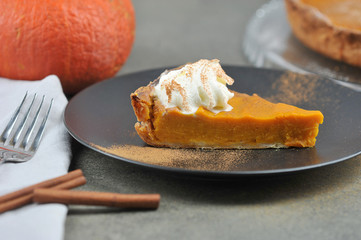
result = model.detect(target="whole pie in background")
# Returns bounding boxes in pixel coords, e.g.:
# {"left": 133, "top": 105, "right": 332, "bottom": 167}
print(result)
{"left": 285, "top": 0, "right": 361, "bottom": 68}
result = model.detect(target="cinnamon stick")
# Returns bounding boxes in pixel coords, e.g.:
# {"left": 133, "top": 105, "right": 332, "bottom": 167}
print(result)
{"left": 33, "top": 189, "right": 160, "bottom": 209}
{"left": 0, "top": 173, "right": 86, "bottom": 214}
{"left": 52, "top": 176, "right": 87, "bottom": 190}
{"left": 0, "top": 194, "right": 33, "bottom": 214}
{"left": 0, "top": 169, "right": 83, "bottom": 204}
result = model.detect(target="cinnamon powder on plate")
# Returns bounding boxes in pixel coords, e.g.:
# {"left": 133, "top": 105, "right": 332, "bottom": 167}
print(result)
{"left": 92, "top": 144, "right": 250, "bottom": 171}
{"left": 267, "top": 71, "right": 338, "bottom": 110}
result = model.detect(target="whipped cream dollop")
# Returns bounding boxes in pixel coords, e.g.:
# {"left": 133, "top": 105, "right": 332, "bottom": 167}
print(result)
{"left": 154, "top": 59, "right": 235, "bottom": 114}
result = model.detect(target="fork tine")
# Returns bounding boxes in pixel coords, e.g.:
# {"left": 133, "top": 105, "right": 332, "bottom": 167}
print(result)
{"left": 30, "top": 98, "right": 53, "bottom": 151}
{"left": 12, "top": 93, "right": 37, "bottom": 146}
{"left": 0, "top": 92, "right": 28, "bottom": 142}
{"left": 21, "top": 95, "right": 45, "bottom": 149}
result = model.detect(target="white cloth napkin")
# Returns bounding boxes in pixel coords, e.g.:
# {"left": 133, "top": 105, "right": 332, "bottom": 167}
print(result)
{"left": 0, "top": 75, "right": 71, "bottom": 240}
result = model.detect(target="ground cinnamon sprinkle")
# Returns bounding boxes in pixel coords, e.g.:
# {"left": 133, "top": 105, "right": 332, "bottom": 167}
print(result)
{"left": 267, "top": 71, "right": 335, "bottom": 108}
{"left": 267, "top": 72, "right": 317, "bottom": 105}
{"left": 92, "top": 144, "right": 250, "bottom": 171}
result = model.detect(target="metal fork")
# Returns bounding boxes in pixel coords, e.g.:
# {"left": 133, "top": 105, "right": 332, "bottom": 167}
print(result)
{"left": 0, "top": 92, "right": 53, "bottom": 164}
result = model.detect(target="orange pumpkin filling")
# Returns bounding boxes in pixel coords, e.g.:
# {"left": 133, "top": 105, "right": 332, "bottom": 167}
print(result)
{"left": 131, "top": 85, "right": 324, "bottom": 149}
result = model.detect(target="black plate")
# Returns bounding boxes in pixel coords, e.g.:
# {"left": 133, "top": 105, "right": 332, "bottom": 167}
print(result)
{"left": 64, "top": 66, "right": 361, "bottom": 178}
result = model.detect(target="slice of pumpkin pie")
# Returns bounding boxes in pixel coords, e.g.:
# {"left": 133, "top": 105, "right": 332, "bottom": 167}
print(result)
{"left": 130, "top": 59, "right": 323, "bottom": 149}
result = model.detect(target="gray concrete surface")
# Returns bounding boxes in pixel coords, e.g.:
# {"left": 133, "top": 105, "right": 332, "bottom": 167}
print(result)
{"left": 65, "top": 1, "right": 361, "bottom": 239}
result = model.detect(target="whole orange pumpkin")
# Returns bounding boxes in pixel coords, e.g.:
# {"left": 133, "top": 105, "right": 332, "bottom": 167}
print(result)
{"left": 0, "top": 0, "right": 135, "bottom": 94}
